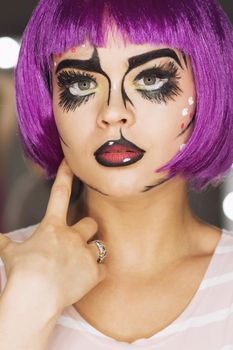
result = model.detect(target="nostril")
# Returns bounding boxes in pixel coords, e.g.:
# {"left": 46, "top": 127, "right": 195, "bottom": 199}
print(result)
{"left": 122, "top": 118, "right": 127, "bottom": 124}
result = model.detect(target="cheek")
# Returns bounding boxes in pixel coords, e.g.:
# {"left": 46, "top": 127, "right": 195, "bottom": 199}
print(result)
{"left": 128, "top": 76, "right": 196, "bottom": 138}
{"left": 52, "top": 77, "right": 106, "bottom": 140}
{"left": 53, "top": 103, "right": 104, "bottom": 179}
{"left": 53, "top": 105, "right": 88, "bottom": 163}
{"left": 53, "top": 90, "right": 97, "bottom": 150}
{"left": 131, "top": 96, "right": 195, "bottom": 139}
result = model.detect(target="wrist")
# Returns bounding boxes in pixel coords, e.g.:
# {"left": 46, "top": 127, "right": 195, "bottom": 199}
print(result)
{"left": 2, "top": 270, "right": 62, "bottom": 320}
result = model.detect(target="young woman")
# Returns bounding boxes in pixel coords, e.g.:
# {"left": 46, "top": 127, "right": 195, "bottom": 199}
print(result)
{"left": 0, "top": 0, "right": 233, "bottom": 349}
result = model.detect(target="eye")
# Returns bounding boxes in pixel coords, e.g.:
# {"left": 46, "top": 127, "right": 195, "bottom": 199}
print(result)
{"left": 136, "top": 76, "right": 169, "bottom": 91}
{"left": 133, "top": 62, "right": 182, "bottom": 104}
{"left": 69, "top": 79, "right": 97, "bottom": 96}
{"left": 57, "top": 70, "right": 98, "bottom": 112}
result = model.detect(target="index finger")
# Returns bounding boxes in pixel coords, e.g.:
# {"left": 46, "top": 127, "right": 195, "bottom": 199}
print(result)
{"left": 45, "top": 159, "right": 74, "bottom": 223}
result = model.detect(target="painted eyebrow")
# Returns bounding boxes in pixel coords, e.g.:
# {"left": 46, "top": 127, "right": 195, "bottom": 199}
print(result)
{"left": 128, "top": 48, "right": 183, "bottom": 71}
{"left": 55, "top": 56, "right": 102, "bottom": 75}
{"left": 55, "top": 47, "right": 183, "bottom": 75}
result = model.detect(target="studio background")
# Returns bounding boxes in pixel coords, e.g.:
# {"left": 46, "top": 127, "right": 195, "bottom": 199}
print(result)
{"left": 0, "top": 0, "right": 232, "bottom": 232}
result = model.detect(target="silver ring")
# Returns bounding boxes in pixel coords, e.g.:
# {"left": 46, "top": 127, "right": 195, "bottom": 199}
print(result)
{"left": 89, "top": 240, "right": 107, "bottom": 263}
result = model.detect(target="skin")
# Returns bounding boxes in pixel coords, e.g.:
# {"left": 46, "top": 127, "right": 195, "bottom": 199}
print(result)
{"left": 53, "top": 37, "right": 195, "bottom": 197}
{"left": 0, "top": 161, "right": 107, "bottom": 350}
{"left": 52, "top": 32, "right": 222, "bottom": 342}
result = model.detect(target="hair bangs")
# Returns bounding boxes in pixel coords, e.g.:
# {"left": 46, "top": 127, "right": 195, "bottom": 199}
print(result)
{"left": 32, "top": 0, "right": 220, "bottom": 66}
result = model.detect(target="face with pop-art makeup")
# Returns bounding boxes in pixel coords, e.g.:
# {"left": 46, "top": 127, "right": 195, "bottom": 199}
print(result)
{"left": 52, "top": 33, "right": 196, "bottom": 198}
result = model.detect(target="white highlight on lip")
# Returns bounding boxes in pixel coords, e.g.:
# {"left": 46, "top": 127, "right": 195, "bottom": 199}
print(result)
{"left": 54, "top": 61, "right": 57, "bottom": 67}
{"left": 188, "top": 96, "right": 194, "bottom": 105}
{"left": 179, "top": 144, "right": 186, "bottom": 151}
{"left": 108, "top": 141, "right": 114, "bottom": 146}
{"left": 182, "top": 108, "right": 189, "bottom": 117}
{"left": 123, "top": 158, "right": 131, "bottom": 163}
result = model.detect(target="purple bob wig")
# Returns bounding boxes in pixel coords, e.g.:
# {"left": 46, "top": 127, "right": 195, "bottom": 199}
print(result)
{"left": 15, "top": 0, "right": 233, "bottom": 191}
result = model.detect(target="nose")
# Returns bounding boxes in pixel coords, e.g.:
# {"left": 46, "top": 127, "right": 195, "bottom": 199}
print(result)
{"left": 96, "top": 89, "right": 135, "bottom": 129}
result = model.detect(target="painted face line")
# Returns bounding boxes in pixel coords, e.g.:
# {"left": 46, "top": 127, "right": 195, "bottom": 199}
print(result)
{"left": 181, "top": 51, "right": 188, "bottom": 68}
{"left": 121, "top": 71, "right": 134, "bottom": 108}
{"left": 177, "top": 117, "right": 195, "bottom": 138}
{"left": 59, "top": 133, "right": 70, "bottom": 147}
{"left": 47, "top": 69, "right": 53, "bottom": 93}
{"left": 92, "top": 48, "right": 111, "bottom": 105}
{"left": 142, "top": 177, "right": 171, "bottom": 192}
{"left": 86, "top": 183, "right": 109, "bottom": 196}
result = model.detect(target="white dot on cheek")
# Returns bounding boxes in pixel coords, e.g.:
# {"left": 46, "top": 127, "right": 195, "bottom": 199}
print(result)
{"left": 182, "top": 108, "right": 189, "bottom": 117}
{"left": 188, "top": 97, "right": 194, "bottom": 105}
{"left": 179, "top": 144, "right": 186, "bottom": 151}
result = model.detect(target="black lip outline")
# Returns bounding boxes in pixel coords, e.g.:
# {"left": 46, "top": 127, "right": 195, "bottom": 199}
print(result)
{"left": 94, "top": 135, "right": 146, "bottom": 167}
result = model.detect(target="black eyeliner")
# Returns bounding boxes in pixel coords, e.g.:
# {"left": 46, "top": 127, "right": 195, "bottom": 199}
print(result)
{"left": 57, "top": 70, "right": 97, "bottom": 112}
{"left": 134, "top": 61, "right": 182, "bottom": 104}
{"left": 134, "top": 62, "right": 179, "bottom": 82}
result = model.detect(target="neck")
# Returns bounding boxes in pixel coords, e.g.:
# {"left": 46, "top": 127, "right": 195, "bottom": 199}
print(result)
{"left": 72, "top": 177, "right": 202, "bottom": 280}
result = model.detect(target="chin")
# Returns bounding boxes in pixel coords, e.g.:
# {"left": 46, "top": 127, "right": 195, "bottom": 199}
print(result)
{"left": 74, "top": 168, "right": 148, "bottom": 198}
{"left": 94, "top": 180, "right": 144, "bottom": 199}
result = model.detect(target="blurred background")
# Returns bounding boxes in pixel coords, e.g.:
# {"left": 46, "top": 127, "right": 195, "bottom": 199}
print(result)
{"left": 0, "top": 0, "right": 232, "bottom": 233}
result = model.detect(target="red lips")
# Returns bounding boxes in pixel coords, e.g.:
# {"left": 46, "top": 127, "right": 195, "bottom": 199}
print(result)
{"left": 101, "top": 144, "right": 139, "bottom": 153}
{"left": 94, "top": 137, "right": 146, "bottom": 167}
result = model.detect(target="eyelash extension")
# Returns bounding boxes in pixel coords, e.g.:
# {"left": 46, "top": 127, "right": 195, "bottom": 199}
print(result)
{"left": 134, "top": 61, "right": 182, "bottom": 104}
{"left": 57, "top": 70, "right": 97, "bottom": 112}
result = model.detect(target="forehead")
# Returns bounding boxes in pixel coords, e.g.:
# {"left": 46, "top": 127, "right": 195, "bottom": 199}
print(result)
{"left": 53, "top": 30, "right": 183, "bottom": 64}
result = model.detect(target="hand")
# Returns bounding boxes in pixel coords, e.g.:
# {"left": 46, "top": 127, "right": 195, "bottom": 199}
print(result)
{"left": 0, "top": 159, "right": 107, "bottom": 311}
